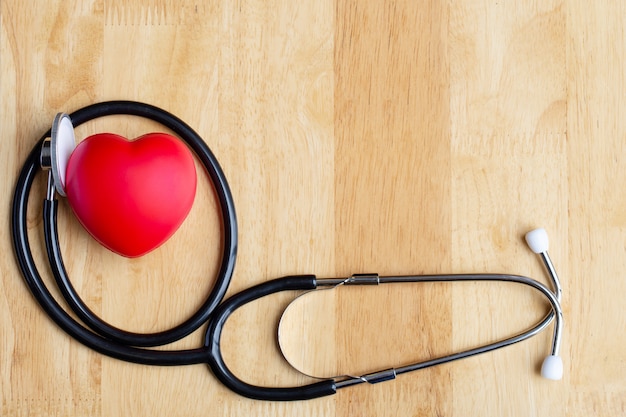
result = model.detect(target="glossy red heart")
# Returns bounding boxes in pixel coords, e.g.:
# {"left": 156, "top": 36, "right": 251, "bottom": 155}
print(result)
{"left": 65, "top": 132, "right": 197, "bottom": 257}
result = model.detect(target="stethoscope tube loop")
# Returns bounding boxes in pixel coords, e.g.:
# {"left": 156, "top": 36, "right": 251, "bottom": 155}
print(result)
{"left": 12, "top": 101, "right": 237, "bottom": 357}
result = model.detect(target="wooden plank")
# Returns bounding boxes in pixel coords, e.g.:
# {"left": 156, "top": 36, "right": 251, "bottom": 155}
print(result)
{"left": 566, "top": 0, "right": 626, "bottom": 412}
{"left": 334, "top": 1, "right": 452, "bottom": 415}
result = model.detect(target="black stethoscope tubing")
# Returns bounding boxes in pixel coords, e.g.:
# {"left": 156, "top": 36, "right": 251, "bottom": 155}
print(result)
{"left": 12, "top": 101, "right": 237, "bottom": 362}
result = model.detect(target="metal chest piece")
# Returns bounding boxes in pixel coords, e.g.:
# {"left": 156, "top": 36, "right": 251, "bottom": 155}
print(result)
{"left": 40, "top": 113, "right": 76, "bottom": 197}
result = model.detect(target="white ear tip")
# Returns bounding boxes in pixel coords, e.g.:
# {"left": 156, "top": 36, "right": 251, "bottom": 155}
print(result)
{"left": 525, "top": 228, "right": 549, "bottom": 254}
{"left": 541, "top": 355, "right": 563, "bottom": 380}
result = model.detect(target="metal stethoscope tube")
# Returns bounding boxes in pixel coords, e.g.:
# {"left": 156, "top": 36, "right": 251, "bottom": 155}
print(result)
{"left": 315, "top": 271, "right": 563, "bottom": 389}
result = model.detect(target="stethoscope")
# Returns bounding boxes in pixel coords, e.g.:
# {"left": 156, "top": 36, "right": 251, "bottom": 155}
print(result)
{"left": 11, "top": 101, "right": 564, "bottom": 401}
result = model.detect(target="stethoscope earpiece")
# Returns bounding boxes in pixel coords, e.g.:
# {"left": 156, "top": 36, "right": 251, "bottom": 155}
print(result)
{"left": 541, "top": 354, "right": 564, "bottom": 380}
{"left": 525, "top": 228, "right": 549, "bottom": 254}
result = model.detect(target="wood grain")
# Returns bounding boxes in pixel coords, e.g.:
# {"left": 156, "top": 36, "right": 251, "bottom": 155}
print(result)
{"left": 1, "top": 1, "right": 625, "bottom": 416}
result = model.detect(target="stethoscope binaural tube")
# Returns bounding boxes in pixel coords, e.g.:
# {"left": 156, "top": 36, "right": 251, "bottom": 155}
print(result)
{"left": 204, "top": 265, "right": 563, "bottom": 400}
{"left": 12, "top": 101, "right": 237, "bottom": 362}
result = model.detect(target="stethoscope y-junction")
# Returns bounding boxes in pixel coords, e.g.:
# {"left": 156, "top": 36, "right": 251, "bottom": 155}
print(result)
{"left": 11, "top": 101, "right": 564, "bottom": 401}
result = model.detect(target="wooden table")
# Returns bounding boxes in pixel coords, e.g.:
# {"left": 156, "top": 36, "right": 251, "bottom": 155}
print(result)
{"left": 1, "top": 1, "right": 624, "bottom": 415}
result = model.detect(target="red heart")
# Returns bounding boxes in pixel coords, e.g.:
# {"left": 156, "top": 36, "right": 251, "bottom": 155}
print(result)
{"left": 65, "top": 132, "right": 197, "bottom": 257}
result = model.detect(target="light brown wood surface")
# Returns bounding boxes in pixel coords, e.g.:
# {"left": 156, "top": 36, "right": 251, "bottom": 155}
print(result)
{"left": 1, "top": 1, "right": 624, "bottom": 416}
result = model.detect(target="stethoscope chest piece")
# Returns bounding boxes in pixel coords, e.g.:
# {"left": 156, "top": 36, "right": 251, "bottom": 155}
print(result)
{"left": 41, "top": 113, "right": 75, "bottom": 197}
